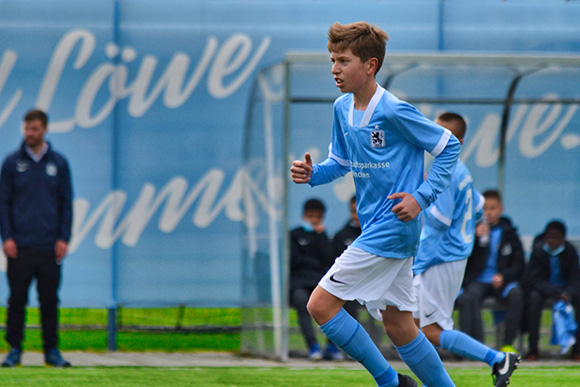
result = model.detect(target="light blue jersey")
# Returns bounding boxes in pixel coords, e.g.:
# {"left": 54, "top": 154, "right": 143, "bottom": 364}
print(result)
{"left": 413, "top": 160, "right": 484, "bottom": 274}
{"left": 309, "top": 84, "right": 460, "bottom": 258}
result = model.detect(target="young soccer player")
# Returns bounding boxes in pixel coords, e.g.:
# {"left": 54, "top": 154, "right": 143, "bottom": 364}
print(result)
{"left": 290, "top": 22, "right": 460, "bottom": 387}
{"left": 412, "top": 113, "right": 520, "bottom": 387}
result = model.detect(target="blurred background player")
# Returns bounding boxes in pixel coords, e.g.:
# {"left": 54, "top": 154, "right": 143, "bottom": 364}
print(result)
{"left": 412, "top": 112, "right": 519, "bottom": 387}
{"left": 0, "top": 109, "right": 73, "bottom": 368}
{"left": 289, "top": 198, "right": 340, "bottom": 360}
{"left": 456, "top": 189, "right": 525, "bottom": 355}
{"left": 522, "top": 220, "right": 580, "bottom": 361}
{"left": 291, "top": 21, "right": 460, "bottom": 387}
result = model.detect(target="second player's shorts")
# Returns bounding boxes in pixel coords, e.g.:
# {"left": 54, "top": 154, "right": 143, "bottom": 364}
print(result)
{"left": 319, "top": 246, "right": 416, "bottom": 321}
{"left": 412, "top": 259, "right": 467, "bottom": 330}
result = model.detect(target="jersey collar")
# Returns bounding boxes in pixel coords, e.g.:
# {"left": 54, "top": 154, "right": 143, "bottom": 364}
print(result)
{"left": 348, "top": 83, "right": 385, "bottom": 127}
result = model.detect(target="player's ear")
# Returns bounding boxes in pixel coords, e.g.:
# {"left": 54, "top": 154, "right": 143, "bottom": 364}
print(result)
{"left": 366, "top": 57, "right": 378, "bottom": 75}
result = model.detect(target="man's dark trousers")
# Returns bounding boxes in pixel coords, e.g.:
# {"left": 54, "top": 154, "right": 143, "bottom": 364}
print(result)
{"left": 6, "top": 248, "right": 61, "bottom": 351}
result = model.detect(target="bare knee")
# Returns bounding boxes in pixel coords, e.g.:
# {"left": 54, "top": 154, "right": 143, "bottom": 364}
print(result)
{"left": 382, "top": 308, "right": 419, "bottom": 346}
{"left": 306, "top": 286, "right": 346, "bottom": 325}
{"left": 306, "top": 294, "right": 323, "bottom": 322}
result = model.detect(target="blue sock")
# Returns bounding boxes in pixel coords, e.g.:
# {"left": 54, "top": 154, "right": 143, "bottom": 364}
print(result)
{"left": 439, "top": 330, "right": 505, "bottom": 366}
{"left": 320, "top": 308, "right": 398, "bottom": 387}
{"left": 396, "top": 331, "right": 455, "bottom": 387}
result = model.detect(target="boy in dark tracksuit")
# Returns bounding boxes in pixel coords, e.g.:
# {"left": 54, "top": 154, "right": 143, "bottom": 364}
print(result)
{"left": 457, "top": 190, "right": 525, "bottom": 353}
{"left": 290, "top": 198, "right": 336, "bottom": 360}
{"left": 522, "top": 220, "right": 580, "bottom": 360}
{"left": 0, "top": 110, "right": 73, "bottom": 368}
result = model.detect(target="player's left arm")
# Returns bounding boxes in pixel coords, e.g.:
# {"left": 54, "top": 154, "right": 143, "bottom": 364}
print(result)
{"left": 387, "top": 102, "right": 460, "bottom": 219}
{"left": 422, "top": 186, "right": 456, "bottom": 230}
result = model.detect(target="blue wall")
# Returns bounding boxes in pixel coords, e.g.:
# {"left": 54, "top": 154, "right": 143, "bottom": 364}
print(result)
{"left": 0, "top": 0, "right": 579, "bottom": 307}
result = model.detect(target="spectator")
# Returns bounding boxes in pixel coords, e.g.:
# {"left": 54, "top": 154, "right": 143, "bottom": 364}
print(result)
{"left": 0, "top": 109, "right": 73, "bottom": 367}
{"left": 522, "top": 220, "right": 580, "bottom": 361}
{"left": 457, "top": 189, "right": 525, "bottom": 354}
{"left": 289, "top": 198, "right": 336, "bottom": 360}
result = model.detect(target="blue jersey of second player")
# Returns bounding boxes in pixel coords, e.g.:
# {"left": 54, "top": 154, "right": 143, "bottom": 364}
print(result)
{"left": 413, "top": 160, "right": 484, "bottom": 274}
{"left": 309, "top": 84, "right": 460, "bottom": 258}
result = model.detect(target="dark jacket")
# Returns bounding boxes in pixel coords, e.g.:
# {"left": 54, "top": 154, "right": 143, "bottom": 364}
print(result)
{"left": 522, "top": 241, "right": 580, "bottom": 297}
{"left": 333, "top": 221, "right": 361, "bottom": 258}
{"left": 290, "top": 226, "right": 334, "bottom": 291}
{"left": 0, "top": 142, "right": 73, "bottom": 249}
{"left": 463, "top": 216, "right": 525, "bottom": 289}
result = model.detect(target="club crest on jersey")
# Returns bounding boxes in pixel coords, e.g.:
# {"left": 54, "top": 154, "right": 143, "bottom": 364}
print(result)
{"left": 46, "top": 162, "right": 58, "bottom": 177}
{"left": 371, "top": 126, "right": 385, "bottom": 148}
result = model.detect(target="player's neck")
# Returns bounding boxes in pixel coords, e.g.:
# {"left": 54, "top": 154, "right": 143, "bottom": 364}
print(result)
{"left": 352, "top": 81, "right": 377, "bottom": 111}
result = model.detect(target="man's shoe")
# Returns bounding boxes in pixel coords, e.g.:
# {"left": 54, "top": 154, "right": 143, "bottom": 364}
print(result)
{"left": 323, "top": 343, "right": 344, "bottom": 361}
{"left": 492, "top": 352, "right": 520, "bottom": 387}
{"left": 308, "top": 344, "right": 322, "bottom": 361}
{"left": 397, "top": 373, "right": 418, "bottom": 387}
{"left": 44, "top": 348, "right": 71, "bottom": 367}
{"left": 1, "top": 348, "right": 22, "bottom": 367}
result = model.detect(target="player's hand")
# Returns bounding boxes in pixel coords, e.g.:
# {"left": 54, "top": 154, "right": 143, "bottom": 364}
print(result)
{"left": 55, "top": 239, "right": 68, "bottom": 264}
{"left": 2, "top": 238, "right": 17, "bottom": 259}
{"left": 491, "top": 274, "right": 504, "bottom": 289}
{"left": 290, "top": 153, "right": 313, "bottom": 184}
{"left": 388, "top": 192, "right": 421, "bottom": 222}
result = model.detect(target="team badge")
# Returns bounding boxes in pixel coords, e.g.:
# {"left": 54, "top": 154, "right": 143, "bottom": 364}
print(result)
{"left": 16, "top": 160, "right": 29, "bottom": 172}
{"left": 46, "top": 162, "right": 58, "bottom": 177}
{"left": 370, "top": 126, "right": 385, "bottom": 148}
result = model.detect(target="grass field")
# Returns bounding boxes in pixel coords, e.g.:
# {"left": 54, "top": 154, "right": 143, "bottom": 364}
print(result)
{"left": 1, "top": 366, "right": 579, "bottom": 386}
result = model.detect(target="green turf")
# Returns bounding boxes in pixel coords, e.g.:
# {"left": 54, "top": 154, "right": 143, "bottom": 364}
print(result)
{"left": 0, "top": 307, "right": 559, "bottom": 354}
{"left": 0, "top": 366, "right": 579, "bottom": 386}
{"left": 0, "top": 307, "right": 241, "bottom": 352}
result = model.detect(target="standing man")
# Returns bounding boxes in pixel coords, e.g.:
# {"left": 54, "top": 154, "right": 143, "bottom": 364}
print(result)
{"left": 413, "top": 113, "right": 519, "bottom": 387}
{"left": 291, "top": 21, "right": 460, "bottom": 387}
{"left": 0, "top": 109, "right": 73, "bottom": 367}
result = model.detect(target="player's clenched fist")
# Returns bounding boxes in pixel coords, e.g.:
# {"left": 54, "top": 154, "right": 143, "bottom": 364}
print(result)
{"left": 290, "top": 153, "right": 313, "bottom": 184}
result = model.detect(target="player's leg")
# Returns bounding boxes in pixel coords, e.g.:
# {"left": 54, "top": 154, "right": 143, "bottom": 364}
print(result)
{"left": 310, "top": 286, "right": 403, "bottom": 387}
{"left": 312, "top": 247, "right": 412, "bottom": 387}
{"left": 381, "top": 261, "right": 454, "bottom": 387}
{"left": 418, "top": 261, "right": 506, "bottom": 367}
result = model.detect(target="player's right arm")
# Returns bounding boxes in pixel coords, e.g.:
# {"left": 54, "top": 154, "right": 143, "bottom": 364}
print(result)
{"left": 290, "top": 153, "right": 313, "bottom": 184}
{"left": 291, "top": 101, "right": 350, "bottom": 186}
{"left": 290, "top": 152, "right": 350, "bottom": 185}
